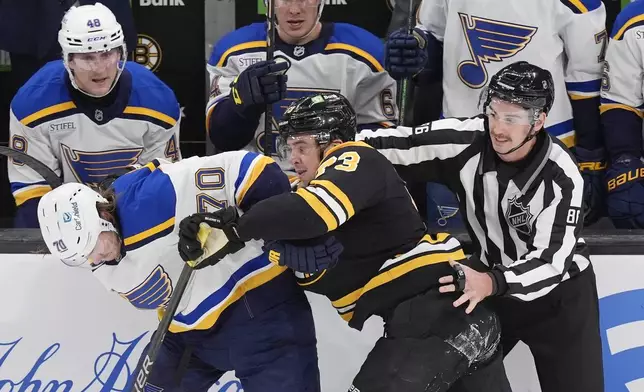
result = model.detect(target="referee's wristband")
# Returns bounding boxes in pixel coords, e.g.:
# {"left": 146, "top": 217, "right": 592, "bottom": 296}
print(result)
{"left": 488, "top": 269, "right": 508, "bottom": 296}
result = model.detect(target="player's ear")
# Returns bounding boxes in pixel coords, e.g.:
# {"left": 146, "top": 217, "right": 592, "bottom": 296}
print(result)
{"left": 98, "top": 209, "right": 115, "bottom": 224}
{"left": 534, "top": 111, "right": 547, "bottom": 132}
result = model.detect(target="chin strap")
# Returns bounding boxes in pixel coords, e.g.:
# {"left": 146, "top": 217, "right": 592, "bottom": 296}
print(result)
{"left": 496, "top": 124, "right": 538, "bottom": 156}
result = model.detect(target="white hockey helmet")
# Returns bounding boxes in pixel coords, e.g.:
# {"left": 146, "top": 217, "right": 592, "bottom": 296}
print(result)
{"left": 58, "top": 2, "right": 127, "bottom": 97}
{"left": 38, "top": 183, "right": 118, "bottom": 268}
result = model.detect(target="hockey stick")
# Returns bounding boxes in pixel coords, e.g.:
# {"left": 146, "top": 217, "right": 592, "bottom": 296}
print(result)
{"left": 264, "top": 0, "right": 277, "bottom": 157}
{"left": 131, "top": 262, "right": 194, "bottom": 392}
{"left": 131, "top": 222, "right": 229, "bottom": 391}
{"left": 0, "top": 146, "right": 63, "bottom": 189}
{"left": 398, "top": 0, "right": 416, "bottom": 126}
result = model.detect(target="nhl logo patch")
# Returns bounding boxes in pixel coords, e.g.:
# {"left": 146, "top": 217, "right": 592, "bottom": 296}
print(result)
{"left": 94, "top": 109, "right": 104, "bottom": 122}
{"left": 506, "top": 196, "right": 533, "bottom": 235}
{"left": 293, "top": 46, "right": 305, "bottom": 57}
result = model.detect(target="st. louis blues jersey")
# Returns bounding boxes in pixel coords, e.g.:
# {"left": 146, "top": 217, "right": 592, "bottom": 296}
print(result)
{"left": 418, "top": 0, "right": 606, "bottom": 147}
{"left": 92, "top": 152, "right": 293, "bottom": 332}
{"left": 206, "top": 22, "right": 398, "bottom": 171}
{"left": 8, "top": 60, "right": 182, "bottom": 222}
{"left": 600, "top": 0, "right": 644, "bottom": 160}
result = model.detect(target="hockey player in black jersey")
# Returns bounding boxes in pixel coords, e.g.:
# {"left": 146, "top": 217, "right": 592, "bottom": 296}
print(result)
{"left": 177, "top": 93, "right": 511, "bottom": 392}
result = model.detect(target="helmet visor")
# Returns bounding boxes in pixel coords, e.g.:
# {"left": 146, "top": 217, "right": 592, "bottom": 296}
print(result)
{"left": 485, "top": 98, "right": 534, "bottom": 126}
{"left": 275, "top": 0, "right": 319, "bottom": 8}
{"left": 70, "top": 48, "right": 121, "bottom": 71}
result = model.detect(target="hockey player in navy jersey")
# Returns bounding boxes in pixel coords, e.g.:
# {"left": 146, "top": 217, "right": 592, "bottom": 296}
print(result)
{"left": 385, "top": 0, "right": 607, "bottom": 229}
{"left": 206, "top": 0, "right": 398, "bottom": 173}
{"left": 8, "top": 3, "right": 182, "bottom": 228}
{"left": 37, "top": 151, "right": 324, "bottom": 391}
{"left": 600, "top": 0, "right": 644, "bottom": 229}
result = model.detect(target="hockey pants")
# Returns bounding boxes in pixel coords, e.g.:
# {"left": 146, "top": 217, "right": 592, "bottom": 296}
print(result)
{"left": 350, "top": 289, "right": 512, "bottom": 392}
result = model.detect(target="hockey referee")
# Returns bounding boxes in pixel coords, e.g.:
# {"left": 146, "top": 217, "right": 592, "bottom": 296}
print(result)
{"left": 358, "top": 61, "right": 604, "bottom": 392}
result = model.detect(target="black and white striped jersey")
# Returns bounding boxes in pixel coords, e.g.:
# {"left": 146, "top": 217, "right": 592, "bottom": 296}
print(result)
{"left": 358, "top": 115, "right": 591, "bottom": 302}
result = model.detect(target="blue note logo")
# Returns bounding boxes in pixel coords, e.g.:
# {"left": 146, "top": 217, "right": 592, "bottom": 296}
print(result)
{"left": 457, "top": 13, "right": 537, "bottom": 88}
{"left": 61, "top": 144, "right": 143, "bottom": 185}
{"left": 119, "top": 265, "right": 173, "bottom": 310}
{"left": 600, "top": 289, "right": 644, "bottom": 391}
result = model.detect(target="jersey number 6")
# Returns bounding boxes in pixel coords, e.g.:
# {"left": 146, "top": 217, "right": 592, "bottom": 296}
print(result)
{"left": 315, "top": 151, "right": 361, "bottom": 177}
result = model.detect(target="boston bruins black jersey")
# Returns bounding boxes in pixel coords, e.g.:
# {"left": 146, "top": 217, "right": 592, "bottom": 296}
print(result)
{"left": 236, "top": 141, "right": 466, "bottom": 329}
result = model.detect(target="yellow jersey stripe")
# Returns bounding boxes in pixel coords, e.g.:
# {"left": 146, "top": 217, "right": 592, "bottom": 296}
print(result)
{"left": 568, "top": 93, "right": 595, "bottom": 100}
{"left": 324, "top": 43, "right": 384, "bottom": 72}
{"left": 216, "top": 41, "right": 267, "bottom": 67}
{"left": 323, "top": 141, "right": 373, "bottom": 159}
{"left": 421, "top": 233, "right": 451, "bottom": 245}
{"left": 123, "top": 106, "right": 177, "bottom": 126}
{"left": 310, "top": 180, "right": 355, "bottom": 219}
{"left": 331, "top": 286, "right": 363, "bottom": 309}
{"left": 124, "top": 217, "right": 175, "bottom": 246}
{"left": 600, "top": 103, "right": 644, "bottom": 118}
{"left": 168, "top": 265, "right": 287, "bottom": 332}
{"left": 361, "top": 249, "right": 465, "bottom": 296}
{"left": 569, "top": 0, "right": 588, "bottom": 13}
{"left": 20, "top": 102, "right": 77, "bottom": 126}
{"left": 614, "top": 15, "right": 644, "bottom": 40}
{"left": 295, "top": 188, "right": 338, "bottom": 231}
{"left": 236, "top": 155, "right": 275, "bottom": 206}
{"left": 297, "top": 269, "right": 327, "bottom": 286}
{"left": 14, "top": 185, "right": 52, "bottom": 206}
{"left": 339, "top": 311, "right": 354, "bottom": 322}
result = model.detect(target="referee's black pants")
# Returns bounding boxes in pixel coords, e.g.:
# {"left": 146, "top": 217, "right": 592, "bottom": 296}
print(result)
{"left": 488, "top": 265, "right": 604, "bottom": 392}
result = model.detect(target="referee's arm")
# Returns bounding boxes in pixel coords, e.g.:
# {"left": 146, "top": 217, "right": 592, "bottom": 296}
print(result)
{"left": 489, "top": 154, "right": 585, "bottom": 301}
{"left": 357, "top": 117, "right": 483, "bottom": 183}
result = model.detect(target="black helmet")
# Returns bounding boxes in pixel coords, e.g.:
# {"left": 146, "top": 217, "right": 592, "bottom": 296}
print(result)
{"left": 483, "top": 61, "right": 555, "bottom": 115}
{"left": 278, "top": 92, "right": 357, "bottom": 146}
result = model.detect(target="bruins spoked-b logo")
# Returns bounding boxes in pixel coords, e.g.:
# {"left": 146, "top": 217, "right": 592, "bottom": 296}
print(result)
{"left": 506, "top": 196, "right": 533, "bottom": 235}
{"left": 135, "top": 34, "right": 162, "bottom": 72}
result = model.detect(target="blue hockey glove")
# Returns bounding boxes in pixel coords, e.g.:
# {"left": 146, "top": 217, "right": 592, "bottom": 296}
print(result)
{"left": 230, "top": 59, "right": 289, "bottom": 116}
{"left": 575, "top": 146, "right": 607, "bottom": 226}
{"left": 605, "top": 154, "right": 644, "bottom": 229}
{"left": 385, "top": 27, "right": 429, "bottom": 80}
{"left": 263, "top": 236, "right": 344, "bottom": 273}
{"left": 178, "top": 207, "right": 245, "bottom": 269}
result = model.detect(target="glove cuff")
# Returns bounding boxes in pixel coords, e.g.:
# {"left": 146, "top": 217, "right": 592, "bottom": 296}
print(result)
{"left": 488, "top": 269, "right": 508, "bottom": 296}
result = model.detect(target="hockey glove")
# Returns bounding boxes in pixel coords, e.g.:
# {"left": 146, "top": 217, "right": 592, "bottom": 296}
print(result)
{"left": 178, "top": 207, "right": 245, "bottom": 269}
{"left": 606, "top": 154, "right": 644, "bottom": 229}
{"left": 385, "top": 27, "right": 429, "bottom": 80}
{"left": 229, "top": 60, "right": 289, "bottom": 116}
{"left": 575, "top": 146, "right": 607, "bottom": 226}
{"left": 263, "top": 236, "right": 344, "bottom": 273}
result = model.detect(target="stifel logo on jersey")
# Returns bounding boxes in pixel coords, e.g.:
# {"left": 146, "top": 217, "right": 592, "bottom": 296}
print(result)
{"left": 458, "top": 13, "right": 537, "bottom": 88}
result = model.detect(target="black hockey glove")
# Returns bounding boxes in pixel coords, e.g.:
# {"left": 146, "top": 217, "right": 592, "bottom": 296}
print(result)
{"left": 178, "top": 207, "right": 245, "bottom": 269}
{"left": 229, "top": 59, "right": 289, "bottom": 116}
{"left": 385, "top": 27, "right": 430, "bottom": 80}
{"left": 262, "top": 236, "right": 344, "bottom": 273}
{"left": 575, "top": 146, "right": 607, "bottom": 226}
{"left": 606, "top": 154, "right": 644, "bottom": 229}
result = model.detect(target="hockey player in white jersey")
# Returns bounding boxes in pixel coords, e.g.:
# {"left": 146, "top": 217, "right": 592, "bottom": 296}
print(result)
{"left": 385, "top": 0, "right": 607, "bottom": 228}
{"left": 37, "top": 151, "right": 327, "bottom": 391}
{"left": 206, "top": 0, "right": 398, "bottom": 172}
{"left": 600, "top": 0, "right": 644, "bottom": 229}
{"left": 8, "top": 3, "right": 181, "bottom": 228}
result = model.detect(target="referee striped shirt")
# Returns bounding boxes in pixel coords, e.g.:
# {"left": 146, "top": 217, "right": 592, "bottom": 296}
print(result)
{"left": 357, "top": 115, "right": 591, "bottom": 301}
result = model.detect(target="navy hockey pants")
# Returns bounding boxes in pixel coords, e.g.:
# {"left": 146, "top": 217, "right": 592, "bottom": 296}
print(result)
{"left": 135, "top": 292, "right": 320, "bottom": 392}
